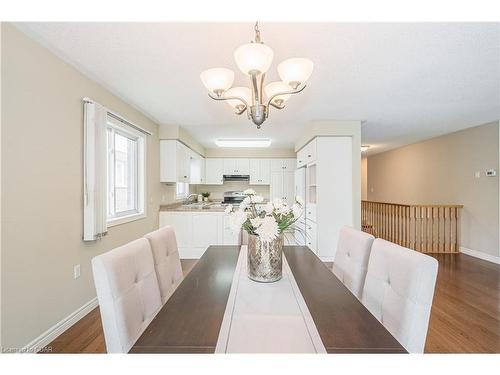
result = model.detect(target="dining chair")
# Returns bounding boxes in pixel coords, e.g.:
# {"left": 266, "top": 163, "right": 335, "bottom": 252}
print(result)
{"left": 361, "top": 238, "right": 438, "bottom": 353}
{"left": 144, "top": 226, "right": 183, "bottom": 304}
{"left": 332, "top": 226, "right": 375, "bottom": 299}
{"left": 92, "top": 238, "right": 162, "bottom": 353}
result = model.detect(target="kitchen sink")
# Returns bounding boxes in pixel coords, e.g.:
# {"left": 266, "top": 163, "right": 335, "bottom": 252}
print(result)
{"left": 181, "top": 202, "right": 225, "bottom": 210}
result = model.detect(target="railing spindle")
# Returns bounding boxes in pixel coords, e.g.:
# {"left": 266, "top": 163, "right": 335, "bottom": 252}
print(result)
{"left": 361, "top": 201, "right": 462, "bottom": 254}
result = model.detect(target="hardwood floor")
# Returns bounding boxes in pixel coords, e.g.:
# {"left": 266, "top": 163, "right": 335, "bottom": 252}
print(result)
{"left": 425, "top": 254, "right": 500, "bottom": 353}
{"left": 42, "top": 254, "right": 499, "bottom": 353}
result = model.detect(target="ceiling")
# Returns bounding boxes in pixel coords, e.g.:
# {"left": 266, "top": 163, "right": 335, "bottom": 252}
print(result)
{"left": 15, "top": 22, "right": 499, "bottom": 154}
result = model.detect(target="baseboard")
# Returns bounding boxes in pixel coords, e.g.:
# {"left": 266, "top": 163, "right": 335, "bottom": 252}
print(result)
{"left": 460, "top": 247, "right": 500, "bottom": 265}
{"left": 21, "top": 297, "right": 98, "bottom": 353}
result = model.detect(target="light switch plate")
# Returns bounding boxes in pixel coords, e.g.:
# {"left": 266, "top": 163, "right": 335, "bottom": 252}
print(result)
{"left": 74, "top": 264, "right": 81, "bottom": 279}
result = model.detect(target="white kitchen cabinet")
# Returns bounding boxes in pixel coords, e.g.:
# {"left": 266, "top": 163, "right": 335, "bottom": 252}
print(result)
{"left": 282, "top": 171, "right": 295, "bottom": 204}
{"left": 199, "top": 157, "right": 206, "bottom": 184}
{"left": 223, "top": 159, "right": 236, "bottom": 175}
{"left": 236, "top": 159, "right": 250, "bottom": 175}
{"left": 159, "top": 212, "right": 191, "bottom": 249}
{"left": 249, "top": 159, "right": 271, "bottom": 185}
{"left": 270, "top": 170, "right": 295, "bottom": 203}
{"left": 192, "top": 213, "right": 221, "bottom": 249}
{"left": 189, "top": 151, "right": 205, "bottom": 184}
{"left": 160, "top": 140, "right": 191, "bottom": 183}
{"left": 270, "top": 172, "right": 283, "bottom": 201}
{"left": 205, "top": 158, "right": 224, "bottom": 185}
{"left": 223, "top": 215, "right": 240, "bottom": 245}
{"left": 159, "top": 211, "right": 239, "bottom": 258}
{"left": 297, "top": 147, "right": 307, "bottom": 168}
{"left": 304, "top": 138, "right": 317, "bottom": 165}
{"left": 297, "top": 137, "right": 353, "bottom": 261}
{"left": 223, "top": 158, "right": 250, "bottom": 175}
{"left": 270, "top": 158, "right": 296, "bottom": 172}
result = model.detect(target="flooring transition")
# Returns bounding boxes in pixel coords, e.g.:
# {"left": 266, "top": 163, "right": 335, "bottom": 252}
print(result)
{"left": 41, "top": 255, "right": 499, "bottom": 353}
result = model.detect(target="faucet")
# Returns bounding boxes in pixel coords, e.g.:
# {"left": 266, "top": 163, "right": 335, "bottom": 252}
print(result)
{"left": 184, "top": 194, "right": 199, "bottom": 204}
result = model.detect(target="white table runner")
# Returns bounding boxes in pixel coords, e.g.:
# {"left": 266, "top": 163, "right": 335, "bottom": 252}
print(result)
{"left": 215, "top": 246, "right": 326, "bottom": 353}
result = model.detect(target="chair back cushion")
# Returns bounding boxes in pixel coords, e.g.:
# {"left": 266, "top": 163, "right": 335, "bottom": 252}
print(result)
{"left": 332, "top": 226, "right": 375, "bottom": 299}
{"left": 92, "top": 238, "right": 162, "bottom": 353}
{"left": 144, "top": 226, "right": 183, "bottom": 304}
{"left": 361, "top": 239, "right": 438, "bottom": 353}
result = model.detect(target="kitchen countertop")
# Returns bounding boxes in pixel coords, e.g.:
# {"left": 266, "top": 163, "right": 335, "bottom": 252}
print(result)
{"left": 159, "top": 202, "right": 228, "bottom": 212}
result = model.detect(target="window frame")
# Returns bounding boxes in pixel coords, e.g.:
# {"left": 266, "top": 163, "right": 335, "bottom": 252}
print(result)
{"left": 106, "top": 115, "right": 147, "bottom": 227}
{"left": 176, "top": 182, "right": 189, "bottom": 200}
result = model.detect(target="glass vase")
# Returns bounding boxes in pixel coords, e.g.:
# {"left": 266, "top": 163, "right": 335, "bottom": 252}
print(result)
{"left": 247, "top": 234, "right": 284, "bottom": 282}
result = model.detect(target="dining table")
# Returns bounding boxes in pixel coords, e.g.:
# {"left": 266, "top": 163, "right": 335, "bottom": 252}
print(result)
{"left": 130, "top": 245, "right": 407, "bottom": 354}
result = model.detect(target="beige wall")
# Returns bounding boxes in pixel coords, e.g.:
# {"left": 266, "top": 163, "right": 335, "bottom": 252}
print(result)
{"left": 367, "top": 121, "right": 499, "bottom": 257}
{"left": 361, "top": 157, "right": 367, "bottom": 200}
{"left": 1, "top": 24, "right": 162, "bottom": 349}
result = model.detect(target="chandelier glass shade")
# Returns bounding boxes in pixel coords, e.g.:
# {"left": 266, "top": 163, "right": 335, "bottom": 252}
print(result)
{"left": 200, "top": 22, "right": 313, "bottom": 128}
{"left": 234, "top": 43, "right": 274, "bottom": 75}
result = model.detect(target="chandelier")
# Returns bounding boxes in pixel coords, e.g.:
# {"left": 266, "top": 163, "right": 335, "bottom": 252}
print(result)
{"left": 200, "top": 22, "right": 314, "bottom": 129}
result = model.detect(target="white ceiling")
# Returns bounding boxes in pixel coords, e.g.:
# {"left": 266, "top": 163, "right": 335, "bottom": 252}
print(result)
{"left": 15, "top": 22, "right": 499, "bottom": 154}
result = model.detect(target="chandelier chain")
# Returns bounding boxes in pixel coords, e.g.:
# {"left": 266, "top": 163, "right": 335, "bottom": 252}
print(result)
{"left": 254, "top": 21, "right": 261, "bottom": 43}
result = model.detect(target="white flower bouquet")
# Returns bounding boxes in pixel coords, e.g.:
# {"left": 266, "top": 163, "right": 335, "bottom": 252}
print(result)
{"left": 225, "top": 188, "right": 304, "bottom": 243}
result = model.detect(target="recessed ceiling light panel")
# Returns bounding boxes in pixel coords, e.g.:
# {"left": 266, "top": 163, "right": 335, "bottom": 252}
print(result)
{"left": 215, "top": 138, "right": 272, "bottom": 148}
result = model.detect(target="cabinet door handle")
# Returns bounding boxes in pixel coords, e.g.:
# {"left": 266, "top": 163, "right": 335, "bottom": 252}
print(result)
{"left": 307, "top": 154, "right": 311, "bottom": 157}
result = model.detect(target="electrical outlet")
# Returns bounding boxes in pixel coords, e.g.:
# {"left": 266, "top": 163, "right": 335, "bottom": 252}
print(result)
{"left": 73, "top": 264, "right": 81, "bottom": 279}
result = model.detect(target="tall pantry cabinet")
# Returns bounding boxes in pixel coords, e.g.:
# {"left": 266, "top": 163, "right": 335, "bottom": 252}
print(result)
{"left": 297, "top": 137, "right": 353, "bottom": 261}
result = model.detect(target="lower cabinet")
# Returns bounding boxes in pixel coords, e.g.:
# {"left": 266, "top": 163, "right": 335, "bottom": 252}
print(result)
{"left": 159, "top": 211, "right": 239, "bottom": 259}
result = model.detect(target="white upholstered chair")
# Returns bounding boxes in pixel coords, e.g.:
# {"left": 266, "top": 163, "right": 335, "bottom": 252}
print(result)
{"left": 361, "top": 239, "right": 438, "bottom": 353}
{"left": 332, "top": 226, "right": 375, "bottom": 299}
{"left": 92, "top": 238, "right": 162, "bottom": 353}
{"left": 144, "top": 226, "right": 183, "bottom": 304}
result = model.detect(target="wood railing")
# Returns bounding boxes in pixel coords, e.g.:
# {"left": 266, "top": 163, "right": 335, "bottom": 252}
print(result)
{"left": 361, "top": 200, "right": 463, "bottom": 254}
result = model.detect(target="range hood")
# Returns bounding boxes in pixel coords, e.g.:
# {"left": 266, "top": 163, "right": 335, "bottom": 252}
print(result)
{"left": 223, "top": 175, "right": 250, "bottom": 182}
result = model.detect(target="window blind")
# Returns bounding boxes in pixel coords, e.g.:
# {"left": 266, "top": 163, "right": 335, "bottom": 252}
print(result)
{"left": 83, "top": 101, "right": 108, "bottom": 241}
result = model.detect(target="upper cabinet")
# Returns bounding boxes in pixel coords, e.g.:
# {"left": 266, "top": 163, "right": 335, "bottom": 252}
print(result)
{"left": 160, "top": 140, "right": 191, "bottom": 183}
{"left": 205, "top": 158, "right": 224, "bottom": 185}
{"left": 189, "top": 151, "right": 205, "bottom": 184}
{"left": 297, "top": 138, "right": 317, "bottom": 168}
{"left": 223, "top": 159, "right": 250, "bottom": 175}
{"left": 270, "top": 158, "right": 296, "bottom": 172}
{"left": 249, "top": 159, "right": 271, "bottom": 185}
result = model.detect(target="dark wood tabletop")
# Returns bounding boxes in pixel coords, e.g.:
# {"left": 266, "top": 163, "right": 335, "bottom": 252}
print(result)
{"left": 284, "top": 246, "right": 406, "bottom": 353}
{"left": 130, "top": 245, "right": 241, "bottom": 353}
{"left": 130, "top": 245, "right": 406, "bottom": 354}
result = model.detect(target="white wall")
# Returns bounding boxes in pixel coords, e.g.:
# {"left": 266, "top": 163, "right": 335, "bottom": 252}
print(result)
{"left": 1, "top": 24, "right": 162, "bottom": 349}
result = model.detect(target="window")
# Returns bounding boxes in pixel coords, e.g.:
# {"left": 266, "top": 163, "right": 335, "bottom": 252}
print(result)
{"left": 106, "top": 115, "right": 146, "bottom": 225}
{"left": 176, "top": 182, "right": 189, "bottom": 199}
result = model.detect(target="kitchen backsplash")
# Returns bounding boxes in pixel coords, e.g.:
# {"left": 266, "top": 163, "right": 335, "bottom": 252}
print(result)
{"left": 193, "top": 181, "right": 270, "bottom": 201}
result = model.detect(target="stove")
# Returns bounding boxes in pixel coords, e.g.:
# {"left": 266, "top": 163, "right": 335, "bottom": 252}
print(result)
{"left": 222, "top": 191, "right": 246, "bottom": 205}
